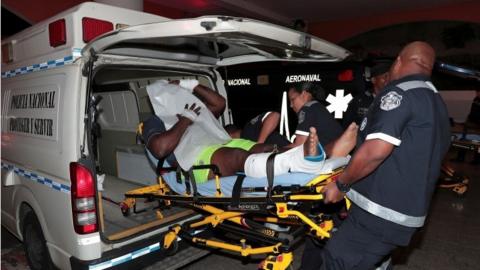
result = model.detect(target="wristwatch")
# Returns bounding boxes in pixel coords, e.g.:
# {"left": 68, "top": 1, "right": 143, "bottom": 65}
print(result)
{"left": 335, "top": 179, "right": 351, "bottom": 193}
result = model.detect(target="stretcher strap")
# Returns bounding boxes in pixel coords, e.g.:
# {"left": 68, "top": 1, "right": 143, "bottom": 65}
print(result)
{"left": 176, "top": 167, "right": 197, "bottom": 198}
{"left": 266, "top": 153, "right": 277, "bottom": 202}
{"left": 230, "top": 174, "right": 247, "bottom": 208}
{"left": 156, "top": 157, "right": 165, "bottom": 175}
{"left": 188, "top": 169, "right": 199, "bottom": 201}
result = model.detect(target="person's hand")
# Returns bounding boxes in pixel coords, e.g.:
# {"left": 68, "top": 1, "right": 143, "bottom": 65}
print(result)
{"left": 169, "top": 80, "right": 180, "bottom": 85}
{"left": 322, "top": 181, "right": 345, "bottom": 204}
{"left": 177, "top": 103, "right": 201, "bottom": 123}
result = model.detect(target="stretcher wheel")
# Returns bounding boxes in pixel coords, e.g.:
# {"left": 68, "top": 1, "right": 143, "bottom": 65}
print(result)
{"left": 164, "top": 239, "right": 179, "bottom": 256}
{"left": 120, "top": 202, "right": 131, "bottom": 217}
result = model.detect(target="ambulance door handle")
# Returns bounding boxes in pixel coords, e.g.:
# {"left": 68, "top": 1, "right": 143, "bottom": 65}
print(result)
{"left": 200, "top": 21, "right": 217, "bottom": 31}
{"left": 1, "top": 170, "right": 18, "bottom": 186}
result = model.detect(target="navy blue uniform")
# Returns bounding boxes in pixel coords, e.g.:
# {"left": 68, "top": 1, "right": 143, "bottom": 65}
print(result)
{"left": 343, "top": 90, "right": 375, "bottom": 127}
{"left": 241, "top": 112, "right": 290, "bottom": 147}
{"left": 309, "top": 75, "right": 451, "bottom": 270}
{"left": 295, "top": 100, "right": 342, "bottom": 146}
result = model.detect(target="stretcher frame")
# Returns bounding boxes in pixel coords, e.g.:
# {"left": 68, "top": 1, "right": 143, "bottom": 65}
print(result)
{"left": 120, "top": 164, "right": 346, "bottom": 270}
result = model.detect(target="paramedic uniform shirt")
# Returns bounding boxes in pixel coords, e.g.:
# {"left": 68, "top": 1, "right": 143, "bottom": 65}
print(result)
{"left": 295, "top": 100, "right": 342, "bottom": 146}
{"left": 343, "top": 90, "right": 374, "bottom": 127}
{"left": 241, "top": 112, "right": 289, "bottom": 147}
{"left": 349, "top": 74, "right": 450, "bottom": 243}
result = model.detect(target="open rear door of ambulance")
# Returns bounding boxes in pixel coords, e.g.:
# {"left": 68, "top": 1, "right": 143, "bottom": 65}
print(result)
{"left": 82, "top": 16, "right": 350, "bottom": 65}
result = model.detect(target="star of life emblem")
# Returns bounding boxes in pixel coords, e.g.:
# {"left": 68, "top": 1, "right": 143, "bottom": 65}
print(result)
{"left": 360, "top": 117, "right": 367, "bottom": 131}
{"left": 380, "top": 91, "right": 402, "bottom": 111}
{"left": 298, "top": 111, "right": 305, "bottom": 124}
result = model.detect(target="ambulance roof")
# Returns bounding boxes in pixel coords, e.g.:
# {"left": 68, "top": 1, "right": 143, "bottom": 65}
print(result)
{"left": 2, "top": 2, "right": 168, "bottom": 71}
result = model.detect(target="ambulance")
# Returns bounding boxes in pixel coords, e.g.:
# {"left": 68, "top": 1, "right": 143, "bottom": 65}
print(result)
{"left": 1, "top": 2, "right": 349, "bottom": 269}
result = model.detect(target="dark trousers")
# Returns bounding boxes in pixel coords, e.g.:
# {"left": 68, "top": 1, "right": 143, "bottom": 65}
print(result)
{"left": 301, "top": 206, "right": 411, "bottom": 270}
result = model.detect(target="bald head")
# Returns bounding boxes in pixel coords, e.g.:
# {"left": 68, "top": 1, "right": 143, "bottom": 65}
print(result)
{"left": 390, "top": 41, "right": 436, "bottom": 80}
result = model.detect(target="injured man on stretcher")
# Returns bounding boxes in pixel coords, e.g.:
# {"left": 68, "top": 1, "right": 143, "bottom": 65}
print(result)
{"left": 142, "top": 79, "right": 358, "bottom": 183}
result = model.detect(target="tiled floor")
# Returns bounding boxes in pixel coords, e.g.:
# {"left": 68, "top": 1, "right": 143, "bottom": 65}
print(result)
{"left": 391, "top": 158, "right": 480, "bottom": 270}
{"left": 2, "top": 152, "right": 479, "bottom": 270}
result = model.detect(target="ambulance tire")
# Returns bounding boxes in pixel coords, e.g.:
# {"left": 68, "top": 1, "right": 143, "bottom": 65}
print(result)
{"left": 22, "top": 211, "right": 56, "bottom": 270}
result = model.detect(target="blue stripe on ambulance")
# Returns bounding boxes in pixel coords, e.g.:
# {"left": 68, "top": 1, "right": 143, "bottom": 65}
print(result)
{"left": 1, "top": 49, "right": 81, "bottom": 79}
{"left": 88, "top": 230, "right": 204, "bottom": 270}
{"left": 1, "top": 162, "right": 70, "bottom": 193}
{"left": 89, "top": 243, "right": 161, "bottom": 270}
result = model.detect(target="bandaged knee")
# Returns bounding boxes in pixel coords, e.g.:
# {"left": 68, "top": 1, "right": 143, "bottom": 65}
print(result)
{"left": 243, "top": 144, "right": 326, "bottom": 178}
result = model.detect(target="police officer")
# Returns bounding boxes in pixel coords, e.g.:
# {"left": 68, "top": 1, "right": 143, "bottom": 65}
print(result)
{"left": 343, "top": 61, "right": 392, "bottom": 127}
{"left": 317, "top": 41, "right": 451, "bottom": 269}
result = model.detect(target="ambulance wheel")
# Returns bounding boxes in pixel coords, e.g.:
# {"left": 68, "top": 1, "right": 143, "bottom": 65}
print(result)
{"left": 22, "top": 211, "right": 55, "bottom": 270}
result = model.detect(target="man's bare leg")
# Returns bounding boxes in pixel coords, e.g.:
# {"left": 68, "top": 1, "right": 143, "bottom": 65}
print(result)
{"left": 209, "top": 147, "right": 250, "bottom": 178}
{"left": 327, "top": 122, "right": 358, "bottom": 157}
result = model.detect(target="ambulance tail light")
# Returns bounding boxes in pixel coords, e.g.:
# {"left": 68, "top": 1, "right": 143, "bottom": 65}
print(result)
{"left": 49, "top": 19, "right": 67, "bottom": 47}
{"left": 70, "top": 162, "right": 98, "bottom": 234}
{"left": 82, "top": 17, "right": 113, "bottom": 43}
{"left": 338, "top": 69, "right": 354, "bottom": 82}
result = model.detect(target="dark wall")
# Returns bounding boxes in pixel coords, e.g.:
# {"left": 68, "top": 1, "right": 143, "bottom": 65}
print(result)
{"left": 221, "top": 61, "right": 366, "bottom": 128}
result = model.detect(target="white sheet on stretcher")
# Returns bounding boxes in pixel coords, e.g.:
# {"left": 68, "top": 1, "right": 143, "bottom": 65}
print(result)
{"left": 160, "top": 157, "right": 350, "bottom": 197}
{"left": 146, "top": 80, "right": 231, "bottom": 170}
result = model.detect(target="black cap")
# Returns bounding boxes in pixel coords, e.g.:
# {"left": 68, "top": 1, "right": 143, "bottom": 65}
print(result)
{"left": 370, "top": 62, "right": 392, "bottom": 77}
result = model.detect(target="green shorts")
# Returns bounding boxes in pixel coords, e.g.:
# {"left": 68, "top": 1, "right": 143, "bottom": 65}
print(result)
{"left": 192, "top": 138, "right": 256, "bottom": 183}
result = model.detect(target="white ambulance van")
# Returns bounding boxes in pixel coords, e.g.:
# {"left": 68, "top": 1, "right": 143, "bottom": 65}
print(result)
{"left": 1, "top": 2, "right": 349, "bottom": 269}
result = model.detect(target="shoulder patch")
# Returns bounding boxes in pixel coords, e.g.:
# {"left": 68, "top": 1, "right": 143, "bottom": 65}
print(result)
{"left": 250, "top": 115, "right": 261, "bottom": 125}
{"left": 360, "top": 117, "right": 367, "bottom": 131}
{"left": 298, "top": 110, "right": 306, "bottom": 124}
{"left": 380, "top": 91, "right": 402, "bottom": 111}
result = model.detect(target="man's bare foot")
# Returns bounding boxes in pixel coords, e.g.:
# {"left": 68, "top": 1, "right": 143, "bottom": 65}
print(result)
{"left": 304, "top": 127, "right": 320, "bottom": 157}
{"left": 330, "top": 123, "right": 358, "bottom": 157}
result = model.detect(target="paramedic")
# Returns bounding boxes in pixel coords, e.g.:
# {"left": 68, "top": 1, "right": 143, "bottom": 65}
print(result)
{"left": 313, "top": 41, "right": 451, "bottom": 270}
{"left": 343, "top": 61, "right": 391, "bottom": 126}
{"left": 143, "top": 81, "right": 358, "bottom": 183}
{"left": 225, "top": 111, "right": 290, "bottom": 147}
{"left": 287, "top": 82, "right": 343, "bottom": 155}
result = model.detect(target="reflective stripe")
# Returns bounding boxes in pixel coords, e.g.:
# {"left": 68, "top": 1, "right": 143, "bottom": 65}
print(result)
{"left": 295, "top": 130, "right": 309, "bottom": 136}
{"left": 261, "top": 111, "right": 272, "bottom": 122}
{"left": 1, "top": 162, "right": 70, "bottom": 193}
{"left": 1, "top": 48, "right": 82, "bottom": 78}
{"left": 366, "top": 132, "right": 401, "bottom": 146}
{"left": 347, "top": 189, "right": 426, "bottom": 227}
{"left": 396, "top": 80, "right": 437, "bottom": 93}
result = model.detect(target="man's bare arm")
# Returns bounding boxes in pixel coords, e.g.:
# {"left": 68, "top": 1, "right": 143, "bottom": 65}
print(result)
{"left": 339, "top": 139, "right": 394, "bottom": 184}
{"left": 323, "top": 139, "right": 394, "bottom": 203}
{"left": 147, "top": 117, "right": 192, "bottom": 159}
{"left": 257, "top": 112, "right": 280, "bottom": 143}
{"left": 192, "top": 84, "right": 226, "bottom": 118}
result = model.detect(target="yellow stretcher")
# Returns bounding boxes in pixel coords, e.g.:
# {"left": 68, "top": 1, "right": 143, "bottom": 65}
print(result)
{"left": 120, "top": 161, "right": 349, "bottom": 270}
